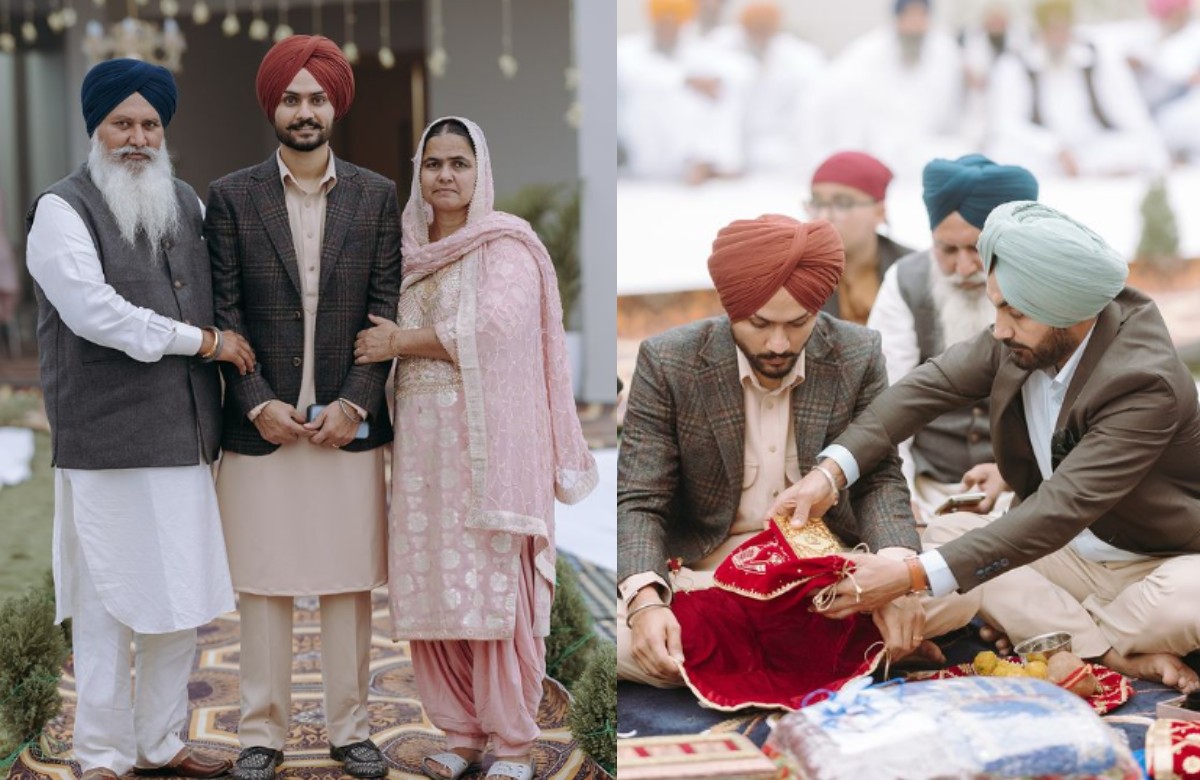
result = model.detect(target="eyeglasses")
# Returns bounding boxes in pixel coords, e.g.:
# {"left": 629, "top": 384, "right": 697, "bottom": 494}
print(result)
{"left": 804, "top": 197, "right": 877, "bottom": 217}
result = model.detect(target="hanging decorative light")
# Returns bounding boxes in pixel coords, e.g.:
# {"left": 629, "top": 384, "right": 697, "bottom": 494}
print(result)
{"left": 498, "top": 0, "right": 517, "bottom": 78}
{"left": 341, "top": 0, "right": 358, "bottom": 64}
{"left": 20, "top": 0, "right": 36, "bottom": 43}
{"left": 160, "top": 0, "right": 179, "bottom": 18}
{"left": 377, "top": 0, "right": 394, "bottom": 69}
{"left": 248, "top": 0, "right": 269, "bottom": 41}
{"left": 427, "top": 0, "right": 446, "bottom": 77}
{"left": 220, "top": 0, "right": 239, "bottom": 36}
{"left": 273, "top": 0, "right": 292, "bottom": 42}
{"left": 311, "top": 0, "right": 321, "bottom": 36}
{"left": 191, "top": 0, "right": 210, "bottom": 25}
{"left": 47, "top": 0, "right": 64, "bottom": 32}
{"left": 0, "top": 0, "right": 15, "bottom": 53}
{"left": 83, "top": 0, "right": 188, "bottom": 72}
{"left": 565, "top": 0, "right": 580, "bottom": 128}
{"left": 61, "top": 0, "right": 78, "bottom": 28}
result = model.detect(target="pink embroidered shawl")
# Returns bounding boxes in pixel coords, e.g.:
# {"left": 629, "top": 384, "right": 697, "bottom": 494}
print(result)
{"left": 399, "top": 117, "right": 598, "bottom": 635}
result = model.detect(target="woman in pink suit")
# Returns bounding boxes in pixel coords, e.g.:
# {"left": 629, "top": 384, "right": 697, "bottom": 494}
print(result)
{"left": 354, "top": 117, "right": 597, "bottom": 780}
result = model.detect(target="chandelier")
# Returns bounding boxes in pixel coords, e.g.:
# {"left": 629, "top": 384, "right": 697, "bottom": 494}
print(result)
{"left": 83, "top": 0, "right": 187, "bottom": 72}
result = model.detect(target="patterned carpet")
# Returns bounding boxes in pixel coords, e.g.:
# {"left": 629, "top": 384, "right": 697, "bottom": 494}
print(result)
{"left": 9, "top": 554, "right": 616, "bottom": 780}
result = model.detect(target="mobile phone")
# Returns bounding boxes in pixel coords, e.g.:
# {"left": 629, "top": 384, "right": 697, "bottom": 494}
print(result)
{"left": 934, "top": 491, "right": 988, "bottom": 515}
{"left": 306, "top": 404, "right": 369, "bottom": 439}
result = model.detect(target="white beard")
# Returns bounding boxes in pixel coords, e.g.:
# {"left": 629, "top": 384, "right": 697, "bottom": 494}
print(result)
{"left": 88, "top": 136, "right": 180, "bottom": 262}
{"left": 929, "top": 254, "right": 994, "bottom": 348}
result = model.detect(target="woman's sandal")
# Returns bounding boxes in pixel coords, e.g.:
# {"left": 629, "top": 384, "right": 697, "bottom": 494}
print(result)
{"left": 420, "top": 752, "right": 482, "bottom": 780}
{"left": 485, "top": 760, "right": 535, "bottom": 780}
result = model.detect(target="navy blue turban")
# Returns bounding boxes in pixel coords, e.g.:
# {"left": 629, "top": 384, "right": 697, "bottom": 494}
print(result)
{"left": 894, "top": 0, "right": 930, "bottom": 14}
{"left": 81, "top": 59, "right": 178, "bottom": 137}
{"left": 922, "top": 154, "right": 1039, "bottom": 230}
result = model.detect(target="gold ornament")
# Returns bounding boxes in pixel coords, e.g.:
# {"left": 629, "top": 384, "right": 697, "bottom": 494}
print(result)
{"left": 221, "top": 11, "right": 239, "bottom": 36}
{"left": 272, "top": 23, "right": 292, "bottom": 42}
{"left": 427, "top": 46, "right": 447, "bottom": 77}
{"left": 498, "top": 53, "right": 517, "bottom": 79}
{"left": 191, "top": 0, "right": 209, "bottom": 24}
{"left": 378, "top": 45, "right": 395, "bottom": 69}
{"left": 248, "top": 17, "right": 269, "bottom": 40}
{"left": 342, "top": 40, "right": 359, "bottom": 64}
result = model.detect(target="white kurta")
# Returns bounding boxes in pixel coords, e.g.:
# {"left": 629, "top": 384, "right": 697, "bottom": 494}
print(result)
{"left": 26, "top": 194, "right": 234, "bottom": 634}
{"left": 1121, "top": 18, "right": 1200, "bottom": 162}
{"left": 709, "top": 26, "right": 826, "bottom": 177}
{"left": 810, "top": 27, "right": 969, "bottom": 180}
{"left": 986, "top": 41, "right": 1169, "bottom": 177}
{"left": 617, "top": 28, "right": 751, "bottom": 179}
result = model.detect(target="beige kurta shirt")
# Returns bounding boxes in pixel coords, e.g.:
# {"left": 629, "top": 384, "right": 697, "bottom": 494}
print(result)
{"left": 217, "top": 150, "right": 387, "bottom": 596}
{"left": 619, "top": 348, "right": 806, "bottom": 603}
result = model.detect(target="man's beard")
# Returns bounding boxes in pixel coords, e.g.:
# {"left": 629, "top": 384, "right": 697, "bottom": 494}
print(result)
{"left": 733, "top": 335, "right": 803, "bottom": 382}
{"left": 276, "top": 118, "right": 331, "bottom": 152}
{"left": 930, "top": 255, "right": 994, "bottom": 348}
{"left": 1004, "top": 326, "right": 1078, "bottom": 371}
{"left": 88, "top": 136, "right": 180, "bottom": 261}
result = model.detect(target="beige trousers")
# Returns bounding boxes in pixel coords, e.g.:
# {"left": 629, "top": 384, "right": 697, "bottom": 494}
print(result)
{"left": 924, "top": 512, "right": 1200, "bottom": 659}
{"left": 616, "top": 565, "right": 980, "bottom": 687}
{"left": 237, "top": 591, "right": 373, "bottom": 750}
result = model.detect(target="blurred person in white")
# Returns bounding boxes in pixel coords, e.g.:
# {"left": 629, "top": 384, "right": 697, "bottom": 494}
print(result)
{"left": 806, "top": 151, "right": 912, "bottom": 326}
{"left": 868, "top": 155, "right": 1037, "bottom": 522}
{"left": 1123, "top": 0, "right": 1200, "bottom": 164}
{"left": 0, "top": 188, "right": 17, "bottom": 326}
{"left": 708, "top": 2, "right": 825, "bottom": 177}
{"left": 959, "top": 3, "right": 1033, "bottom": 146}
{"left": 810, "top": 0, "right": 968, "bottom": 180}
{"left": 986, "top": 0, "right": 1168, "bottom": 178}
{"left": 618, "top": 0, "right": 751, "bottom": 184}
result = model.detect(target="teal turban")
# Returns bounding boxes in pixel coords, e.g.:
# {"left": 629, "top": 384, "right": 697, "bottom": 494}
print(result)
{"left": 923, "top": 154, "right": 1039, "bottom": 230}
{"left": 81, "top": 59, "right": 177, "bottom": 137}
{"left": 979, "top": 202, "right": 1128, "bottom": 327}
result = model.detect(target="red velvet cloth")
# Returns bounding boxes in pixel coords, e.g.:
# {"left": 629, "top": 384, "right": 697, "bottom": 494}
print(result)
{"left": 670, "top": 520, "right": 883, "bottom": 711}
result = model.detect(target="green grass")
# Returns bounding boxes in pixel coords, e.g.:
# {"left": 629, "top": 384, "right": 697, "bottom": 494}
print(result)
{"left": 0, "top": 431, "right": 54, "bottom": 601}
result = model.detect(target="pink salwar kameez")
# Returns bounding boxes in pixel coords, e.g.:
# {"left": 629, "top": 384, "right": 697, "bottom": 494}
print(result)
{"left": 389, "top": 117, "right": 597, "bottom": 756}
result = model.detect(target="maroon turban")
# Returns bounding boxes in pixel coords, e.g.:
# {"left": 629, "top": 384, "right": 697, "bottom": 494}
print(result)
{"left": 255, "top": 35, "right": 355, "bottom": 122}
{"left": 708, "top": 215, "right": 845, "bottom": 320}
{"left": 811, "top": 151, "right": 894, "bottom": 201}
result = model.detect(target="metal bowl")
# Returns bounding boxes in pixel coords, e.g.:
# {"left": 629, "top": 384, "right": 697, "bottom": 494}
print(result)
{"left": 1013, "top": 631, "right": 1073, "bottom": 664}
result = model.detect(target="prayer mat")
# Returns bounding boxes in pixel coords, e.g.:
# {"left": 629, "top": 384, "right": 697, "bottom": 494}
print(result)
{"left": 7, "top": 588, "right": 611, "bottom": 780}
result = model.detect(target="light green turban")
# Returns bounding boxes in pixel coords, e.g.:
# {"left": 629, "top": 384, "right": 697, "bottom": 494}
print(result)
{"left": 978, "top": 201, "right": 1128, "bottom": 328}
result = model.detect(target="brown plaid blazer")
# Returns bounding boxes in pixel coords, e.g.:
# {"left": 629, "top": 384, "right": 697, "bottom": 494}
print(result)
{"left": 618, "top": 313, "right": 919, "bottom": 586}
{"left": 205, "top": 154, "right": 401, "bottom": 455}
{"left": 835, "top": 287, "right": 1200, "bottom": 591}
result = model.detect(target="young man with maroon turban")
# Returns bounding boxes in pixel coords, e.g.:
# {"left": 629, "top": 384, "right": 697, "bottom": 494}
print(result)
{"left": 806, "top": 151, "right": 912, "bottom": 326}
{"left": 27, "top": 59, "right": 257, "bottom": 780}
{"left": 617, "top": 214, "right": 977, "bottom": 689}
{"left": 203, "top": 36, "right": 400, "bottom": 780}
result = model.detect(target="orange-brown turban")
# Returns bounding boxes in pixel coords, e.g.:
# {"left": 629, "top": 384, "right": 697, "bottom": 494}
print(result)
{"left": 708, "top": 215, "right": 844, "bottom": 320}
{"left": 255, "top": 35, "right": 355, "bottom": 122}
{"left": 740, "top": 2, "right": 782, "bottom": 30}
{"left": 648, "top": 0, "right": 696, "bottom": 23}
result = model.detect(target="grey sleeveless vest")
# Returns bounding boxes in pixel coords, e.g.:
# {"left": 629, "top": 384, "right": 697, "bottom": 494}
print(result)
{"left": 28, "top": 165, "right": 221, "bottom": 469}
{"left": 895, "top": 250, "right": 994, "bottom": 483}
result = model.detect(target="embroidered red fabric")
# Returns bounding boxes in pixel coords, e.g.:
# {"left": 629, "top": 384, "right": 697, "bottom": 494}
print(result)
{"left": 669, "top": 519, "right": 884, "bottom": 711}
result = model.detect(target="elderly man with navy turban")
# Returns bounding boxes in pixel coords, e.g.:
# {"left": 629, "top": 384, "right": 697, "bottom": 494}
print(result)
{"left": 25, "top": 59, "right": 257, "bottom": 780}
{"left": 771, "top": 203, "right": 1200, "bottom": 694}
{"left": 867, "top": 154, "right": 1037, "bottom": 523}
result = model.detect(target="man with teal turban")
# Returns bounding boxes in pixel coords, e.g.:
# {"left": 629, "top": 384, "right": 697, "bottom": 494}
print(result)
{"left": 26, "top": 58, "right": 256, "bottom": 780}
{"left": 770, "top": 202, "right": 1200, "bottom": 694}
{"left": 868, "top": 154, "right": 1036, "bottom": 525}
